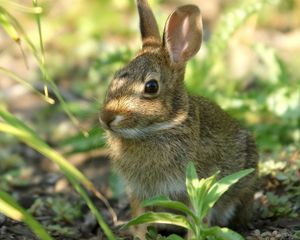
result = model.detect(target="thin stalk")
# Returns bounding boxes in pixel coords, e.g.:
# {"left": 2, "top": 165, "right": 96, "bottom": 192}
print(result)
{"left": 32, "top": 0, "right": 44, "bottom": 63}
{"left": 0, "top": 0, "right": 42, "bottom": 14}
{"left": 0, "top": 190, "right": 53, "bottom": 240}
{"left": 0, "top": 7, "right": 87, "bottom": 135}
{"left": 0, "top": 67, "right": 55, "bottom": 104}
{"left": 67, "top": 175, "right": 116, "bottom": 240}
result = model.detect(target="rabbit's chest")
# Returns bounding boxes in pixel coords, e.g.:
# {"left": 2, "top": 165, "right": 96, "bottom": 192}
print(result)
{"left": 109, "top": 136, "right": 188, "bottom": 200}
{"left": 127, "top": 167, "right": 187, "bottom": 200}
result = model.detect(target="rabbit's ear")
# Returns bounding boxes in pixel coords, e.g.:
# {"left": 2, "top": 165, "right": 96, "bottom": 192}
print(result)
{"left": 163, "top": 5, "right": 202, "bottom": 65}
{"left": 137, "top": 0, "right": 161, "bottom": 48}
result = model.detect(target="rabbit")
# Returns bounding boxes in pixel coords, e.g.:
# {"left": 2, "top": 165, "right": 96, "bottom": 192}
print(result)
{"left": 99, "top": 0, "right": 258, "bottom": 232}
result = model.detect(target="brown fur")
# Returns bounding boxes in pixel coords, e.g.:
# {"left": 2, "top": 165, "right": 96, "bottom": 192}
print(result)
{"left": 100, "top": 0, "right": 258, "bottom": 231}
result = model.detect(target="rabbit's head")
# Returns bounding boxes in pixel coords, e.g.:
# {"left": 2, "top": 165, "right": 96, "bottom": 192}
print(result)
{"left": 100, "top": 0, "right": 202, "bottom": 139}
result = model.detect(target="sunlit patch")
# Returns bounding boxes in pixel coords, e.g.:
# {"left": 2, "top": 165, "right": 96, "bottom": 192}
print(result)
{"left": 0, "top": 199, "right": 23, "bottom": 221}
{"left": 129, "top": 82, "right": 145, "bottom": 95}
{"left": 109, "top": 77, "right": 127, "bottom": 93}
{"left": 105, "top": 96, "right": 164, "bottom": 115}
{"left": 110, "top": 81, "right": 144, "bottom": 95}
{"left": 105, "top": 98, "right": 135, "bottom": 114}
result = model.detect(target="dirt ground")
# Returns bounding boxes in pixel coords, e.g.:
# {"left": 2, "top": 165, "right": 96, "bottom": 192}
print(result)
{"left": 0, "top": 145, "right": 299, "bottom": 240}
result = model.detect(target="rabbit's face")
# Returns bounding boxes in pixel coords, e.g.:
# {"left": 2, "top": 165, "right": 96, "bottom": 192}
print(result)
{"left": 100, "top": 2, "right": 202, "bottom": 139}
{"left": 100, "top": 49, "right": 189, "bottom": 139}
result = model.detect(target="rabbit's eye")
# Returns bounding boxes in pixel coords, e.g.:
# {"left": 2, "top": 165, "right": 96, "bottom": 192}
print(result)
{"left": 144, "top": 80, "right": 159, "bottom": 94}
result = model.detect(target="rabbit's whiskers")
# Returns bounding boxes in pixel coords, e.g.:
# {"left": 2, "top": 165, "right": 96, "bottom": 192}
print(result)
{"left": 111, "top": 110, "right": 188, "bottom": 138}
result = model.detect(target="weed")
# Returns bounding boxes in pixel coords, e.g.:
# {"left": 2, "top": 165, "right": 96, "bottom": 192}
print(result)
{"left": 123, "top": 162, "right": 254, "bottom": 240}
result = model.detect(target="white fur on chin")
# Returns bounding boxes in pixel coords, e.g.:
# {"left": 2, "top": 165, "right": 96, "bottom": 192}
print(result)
{"left": 110, "top": 111, "right": 188, "bottom": 139}
{"left": 111, "top": 121, "right": 176, "bottom": 138}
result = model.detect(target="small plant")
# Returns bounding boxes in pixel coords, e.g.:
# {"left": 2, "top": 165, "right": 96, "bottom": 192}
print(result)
{"left": 29, "top": 197, "right": 82, "bottom": 223}
{"left": 123, "top": 162, "right": 254, "bottom": 240}
{"left": 260, "top": 192, "right": 295, "bottom": 218}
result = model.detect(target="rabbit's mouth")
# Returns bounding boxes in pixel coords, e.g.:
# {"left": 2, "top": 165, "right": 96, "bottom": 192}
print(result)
{"left": 107, "top": 112, "right": 188, "bottom": 139}
{"left": 109, "top": 122, "right": 175, "bottom": 138}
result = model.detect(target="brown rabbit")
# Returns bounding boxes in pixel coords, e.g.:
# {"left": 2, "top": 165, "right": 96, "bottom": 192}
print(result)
{"left": 100, "top": 0, "right": 258, "bottom": 231}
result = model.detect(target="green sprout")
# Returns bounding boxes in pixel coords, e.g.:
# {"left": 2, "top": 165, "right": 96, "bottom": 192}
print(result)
{"left": 123, "top": 162, "right": 254, "bottom": 240}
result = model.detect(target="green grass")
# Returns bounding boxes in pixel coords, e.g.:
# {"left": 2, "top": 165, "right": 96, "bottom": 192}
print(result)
{"left": 0, "top": 106, "right": 116, "bottom": 240}
{"left": 0, "top": 2, "right": 116, "bottom": 238}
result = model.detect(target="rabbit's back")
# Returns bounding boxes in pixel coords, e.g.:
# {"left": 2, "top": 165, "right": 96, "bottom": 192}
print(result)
{"left": 191, "top": 95, "right": 258, "bottom": 177}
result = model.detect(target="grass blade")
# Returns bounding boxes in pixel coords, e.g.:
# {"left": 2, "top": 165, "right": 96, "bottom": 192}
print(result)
{"left": 0, "top": 190, "right": 53, "bottom": 240}
{"left": 0, "top": 7, "right": 20, "bottom": 42}
{"left": 0, "top": 67, "right": 55, "bottom": 104}
{"left": 59, "top": 127, "right": 106, "bottom": 154}
{"left": 0, "top": 105, "right": 36, "bottom": 135}
{"left": 0, "top": 106, "right": 116, "bottom": 223}
{"left": 0, "top": 6, "right": 86, "bottom": 135}
{"left": 0, "top": 108, "right": 116, "bottom": 240}
{"left": 66, "top": 173, "right": 116, "bottom": 240}
{"left": 0, "top": 0, "right": 42, "bottom": 14}
{"left": 32, "top": 0, "right": 44, "bottom": 63}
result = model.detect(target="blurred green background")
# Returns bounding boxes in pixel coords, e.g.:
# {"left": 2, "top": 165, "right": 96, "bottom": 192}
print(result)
{"left": 0, "top": 0, "right": 299, "bottom": 167}
{"left": 1, "top": 0, "right": 299, "bottom": 153}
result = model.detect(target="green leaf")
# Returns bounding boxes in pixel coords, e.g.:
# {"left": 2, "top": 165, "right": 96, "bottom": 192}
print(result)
{"left": 203, "top": 168, "right": 254, "bottom": 217}
{"left": 185, "top": 162, "right": 219, "bottom": 220}
{"left": 202, "top": 226, "right": 244, "bottom": 240}
{"left": 185, "top": 162, "right": 199, "bottom": 211}
{"left": 186, "top": 162, "right": 198, "bottom": 181}
{"left": 166, "top": 234, "right": 185, "bottom": 240}
{"left": 145, "top": 226, "right": 158, "bottom": 240}
{"left": 0, "top": 190, "right": 53, "bottom": 240}
{"left": 122, "top": 212, "right": 192, "bottom": 231}
{"left": 195, "top": 173, "right": 218, "bottom": 220}
{"left": 143, "top": 195, "right": 170, "bottom": 203}
{"left": 293, "top": 230, "right": 300, "bottom": 239}
{"left": 59, "top": 127, "right": 106, "bottom": 154}
{"left": 142, "top": 195, "right": 197, "bottom": 221}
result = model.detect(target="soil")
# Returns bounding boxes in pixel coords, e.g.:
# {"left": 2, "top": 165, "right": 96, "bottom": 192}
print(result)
{"left": 0, "top": 144, "right": 299, "bottom": 240}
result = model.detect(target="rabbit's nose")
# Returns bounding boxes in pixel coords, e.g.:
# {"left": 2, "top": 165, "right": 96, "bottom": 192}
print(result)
{"left": 100, "top": 110, "right": 116, "bottom": 128}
